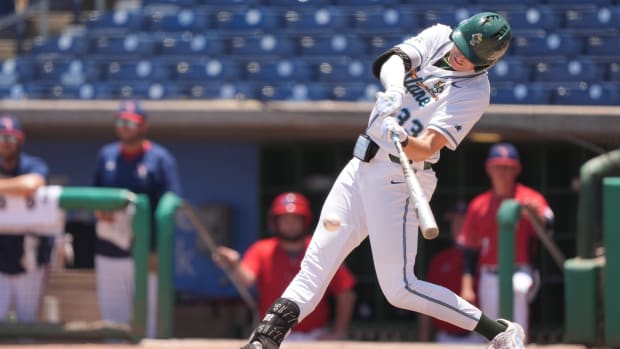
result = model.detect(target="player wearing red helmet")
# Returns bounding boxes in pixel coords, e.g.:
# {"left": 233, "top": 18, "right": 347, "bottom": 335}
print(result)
{"left": 215, "top": 192, "right": 356, "bottom": 341}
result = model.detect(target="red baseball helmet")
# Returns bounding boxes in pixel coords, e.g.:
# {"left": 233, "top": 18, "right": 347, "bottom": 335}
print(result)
{"left": 268, "top": 192, "right": 313, "bottom": 232}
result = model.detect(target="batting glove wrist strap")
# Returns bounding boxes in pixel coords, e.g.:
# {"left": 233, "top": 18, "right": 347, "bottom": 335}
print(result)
{"left": 249, "top": 298, "right": 300, "bottom": 349}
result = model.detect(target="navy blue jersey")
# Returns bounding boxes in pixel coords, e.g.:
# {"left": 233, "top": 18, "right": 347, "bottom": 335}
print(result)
{"left": 93, "top": 141, "right": 182, "bottom": 257}
{"left": 0, "top": 153, "right": 52, "bottom": 275}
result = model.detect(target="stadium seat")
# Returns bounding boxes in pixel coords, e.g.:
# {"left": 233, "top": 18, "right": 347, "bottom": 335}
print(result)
{"left": 0, "top": 84, "right": 27, "bottom": 99}
{"left": 267, "top": 0, "right": 331, "bottom": 6}
{"left": 544, "top": 0, "right": 611, "bottom": 7}
{"left": 242, "top": 60, "right": 312, "bottom": 82}
{"left": 324, "top": 83, "right": 371, "bottom": 101}
{"left": 490, "top": 83, "right": 552, "bottom": 104}
{"left": 28, "top": 34, "right": 88, "bottom": 58}
{"left": 350, "top": 7, "right": 418, "bottom": 34}
{"left": 297, "top": 34, "right": 366, "bottom": 57}
{"left": 511, "top": 32, "right": 584, "bottom": 58}
{"left": 196, "top": 0, "right": 261, "bottom": 5}
{"left": 531, "top": 59, "right": 604, "bottom": 83}
{"left": 173, "top": 58, "right": 241, "bottom": 81}
{"left": 213, "top": 8, "right": 279, "bottom": 32}
{"left": 228, "top": 34, "right": 296, "bottom": 57}
{"left": 552, "top": 82, "right": 618, "bottom": 105}
{"left": 488, "top": 57, "right": 530, "bottom": 83}
{"left": 147, "top": 8, "right": 208, "bottom": 32}
{"left": 585, "top": 35, "right": 620, "bottom": 57}
{"left": 90, "top": 34, "right": 156, "bottom": 58}
{"left": 156, "top": 33, "right": 225, "bottom": 57}
{"left": 333, "top": 0, "right": 400, "bottom": 6}
{"left": 36, "top": 59, "right": 100, "bottom": 86}
{"left": 281, "top": 7, "right": 348, "bottom": 33}
{"left": 607, "top": 62, "right": 620, "bottom": 81}
{"left": 220, "top": 82, "right": 256, "bottom": 100}
{"left": 0, "top": 58, "right": 21, "bottom": 87}
{"left": 314, "top": 58, "right": 373, "bottom": 83}
{"left": 364, "top": 33, "right": 407, "bottom": 57}
{"left": 421, "top": 7, "right": 482, "bottom": 28}
{"left": 503, "top": 7, "right": 559, "bottom": 33}
{"left": 142, "top": 0, "right": 195, "bottom": 7}
{"left": 103, "top": 59, "right": 170, "bottom": 82}
{"left": 85, "top": 10, "right": 145, "bottom": 34}
{"left": 183, "top": 81, "right": 258, "bottom": 100}
{"left": 562, "top": 7, "right": 620, "bottom": 34}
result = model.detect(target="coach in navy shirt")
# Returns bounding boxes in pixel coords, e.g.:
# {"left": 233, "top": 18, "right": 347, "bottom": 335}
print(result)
{"left": 92, "top": 100, "right": 182, "bottom": 335}
{"left": 0, "top": 114, "right": 52, "bottom": 322}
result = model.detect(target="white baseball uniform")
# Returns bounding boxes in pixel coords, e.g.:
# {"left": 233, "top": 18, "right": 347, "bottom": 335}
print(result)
{"left": 281, "top": 24, "right": 491, "bottom": 332}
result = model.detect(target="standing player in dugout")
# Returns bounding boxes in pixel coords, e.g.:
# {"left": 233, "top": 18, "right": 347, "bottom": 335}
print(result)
{"left": 241, "top": 12, "right": 525, "bottom": 349}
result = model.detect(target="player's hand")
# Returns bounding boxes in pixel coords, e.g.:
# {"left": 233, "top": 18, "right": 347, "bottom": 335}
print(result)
{"left": 382, "top": 117, "right": 408, "bottom": 144}
{"left": 374, "top": 86, "right": 405, "bottom": 119}
{"left": 212, "top": 246, "right": 240, "bottom": 270}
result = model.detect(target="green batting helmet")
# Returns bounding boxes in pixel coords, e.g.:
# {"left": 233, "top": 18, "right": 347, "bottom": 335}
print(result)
{"left": 450, "top": 12, "right": 512, "bottom": 68}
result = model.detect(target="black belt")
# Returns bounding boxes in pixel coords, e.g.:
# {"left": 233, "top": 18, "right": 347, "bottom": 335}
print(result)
{"left": 388, "top": 153, "right": 432, "bottom": 170}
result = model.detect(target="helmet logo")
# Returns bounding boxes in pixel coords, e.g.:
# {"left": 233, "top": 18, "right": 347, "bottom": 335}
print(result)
{"left": 469, "top": 33, "right": 483, "bottom": 46}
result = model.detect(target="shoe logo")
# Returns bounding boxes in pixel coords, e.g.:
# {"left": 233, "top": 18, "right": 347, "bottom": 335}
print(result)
{"left": 390, "top": 180, "right": 404, "bottom": 184}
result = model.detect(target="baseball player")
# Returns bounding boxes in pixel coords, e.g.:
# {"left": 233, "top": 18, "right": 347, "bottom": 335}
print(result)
{"left": 92, "top": 100, "right": 182, "bottom": 336}
{"left": 215, "top": 192, "right": 356, "bottom": 341}
{"left": 241, "top": 12, "right": 525, "bottom": 349}
{"left": 458, "top": 142, "right": 553, "bottom": 341}
{"left": 0, "top": 114, "right": 53, "bottom": 322}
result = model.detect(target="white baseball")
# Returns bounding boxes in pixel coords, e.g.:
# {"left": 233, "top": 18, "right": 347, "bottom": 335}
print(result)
{"left": 322, "top": 213, "right": 341, "bottom": 231}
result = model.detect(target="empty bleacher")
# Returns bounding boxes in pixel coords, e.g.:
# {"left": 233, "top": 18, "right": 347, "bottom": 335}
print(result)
{"left": 1, "top": 0, "right": 619, "bottom": 103}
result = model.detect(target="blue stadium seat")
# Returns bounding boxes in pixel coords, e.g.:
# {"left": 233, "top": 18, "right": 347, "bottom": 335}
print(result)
{"left": 183, "top": 81, "right": 258, "bottom": 100}
{"left": 156, "top": 33, "right": 225, "bottom": 56}
{"left": 242, "top": 60, "right": 312, "bottom": 82}
{"left": 297, "top": 34, "right": 366, "bottom": 57}
{"left": 28, "top": 35, "right": 88, "bottom": 58}
{"left": 532, "top": 59, "right": 604, "bottom": 83}
{"left": 103, "top": 59, "right": 170, "bottom": 82}
{"left": 364, "top": 33, "right": 407, "bottom": 57}
{"left": 90, "top": 34, "right": 156, "bottom": 58}
{"left": 607, "top": 62, "right": 620, "bottom": 81}
{"left": 563, "top": 7, "right": 620, "bottom": 34}
{"left": 196, "top": 0, "right": 260, "bottom": 5}
{"left": 213, "top": 8, "right": 279, "bottom": 32}
{"left": 220, "top": 82, "right": 256, "bottom": 100}
{"left": 545, "top": 0, "right": 611, "bottom": 7}
{"left": 281, "top": 7, "right": 348, "bottom": 33}
{"left": 511, "top": 32, "right": 584, "bottom": 58}
{"left": 148, "top": 8, "right": 208, "bottom": 32}
{"left": 142, "top": 0, "right": 195, "bottom": 7}
{"left": 503, "top": 7, "right": 559, "bottom": 33}
{"left": 228, "top": 34, "right": 296, "bottom": 57}
{"left": 586, "top": 35, "right": 620, "bottom": 57}
{"left": 36, "top": 59, "right": 100, "bottom": 86}
{"left": 145, "top": 82, "right": 185, "bottom": 99}
{"left": 421, "top": 7, "right": 482, "bottom": 28}
{"left": 0, "top": 84, "right": 27, "bottom": 99}
{"left": 173, "top": 58, "right": 241, "bottom": 81}
{"left": 488, "top": 57, "right": 530, "bottom": 83}
{"left": 85, "top": 10, "right": 145, "bottom": 34}
{"left": 333, "top": 0, "right": 400, "bottom": 6}
{"left": 490, "top": 83, "right": 552, "bottom": 104}
{"left": 552, "top": 82, "right": 618, "bottom": 105}
{"left": 314, "top": 58, "right": 373, "bottom": 83}
{"left": 267, "top": 0, "right": 331, "bottom": 6}
{"left": 350, "top": 7, "right": 418, "bottom": 34}
{"left": 0, "top": 58, "right": 21, "bottom": 87}
{"left": 325, "top": 83, "right": 370, "bottom": 101}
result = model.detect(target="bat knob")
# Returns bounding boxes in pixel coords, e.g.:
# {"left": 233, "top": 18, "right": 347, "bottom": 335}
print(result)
{"left": 422, "top": 227, "right": 439, "bottom": 240}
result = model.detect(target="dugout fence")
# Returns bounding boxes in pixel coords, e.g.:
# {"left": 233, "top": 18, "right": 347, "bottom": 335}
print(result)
{"left": 0, "top": 187, "right": 150, "bottom": 342}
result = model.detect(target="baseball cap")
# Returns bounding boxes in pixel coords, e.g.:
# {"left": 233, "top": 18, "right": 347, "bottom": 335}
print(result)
{"left": 0, "top": 114, "right": 24, "bottom": 140}
{"left": 486, "top": 142, "right": 521, "bottom": 167}
{"left": 117, "top": 100, "right": 147, "bottom": 123}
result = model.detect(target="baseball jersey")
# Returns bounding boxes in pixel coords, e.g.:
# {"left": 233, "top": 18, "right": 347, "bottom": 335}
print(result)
{"left": 457, "top": 184, "right": 552, "bottom": 267}
{"left": 92, "top": 140, "right": 182, "bottom": 257}
{"left": 383, "top": 24, "right": 491, "bottom": 162}
{"left": 241, "top": 236, "right": 356, "bottom": 333}
{"left": 0, "top": 153, "right": 52, "bottom": 275}
{"left": 426, "top": 246, "right": 473, "bottom": 335}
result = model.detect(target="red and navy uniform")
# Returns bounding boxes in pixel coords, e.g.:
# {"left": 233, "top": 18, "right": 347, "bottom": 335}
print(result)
{"left": 457, "top": 184, "right": 551, "bottom": 267}
{"left": 92, "top": 140, "right": 182, "bottom": 257}
{"left": 0, "top": 153, "right": 52, "bottom": 274}
{"left": 241, "top": 236, "right": 356, "bottom": 333}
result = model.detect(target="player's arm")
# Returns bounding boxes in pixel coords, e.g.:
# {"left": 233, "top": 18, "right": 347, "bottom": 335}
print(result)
{"left": 401, "top": 128, "right": 449, "bottom": 162}
{"left": 460, "top": 246, "right": 479, "bottom": 304}
{"left": 0, "top": 173, "right": 46, "bottom": 196}
{"left": 212, "top": 246, "right": 256, "bottom": 287}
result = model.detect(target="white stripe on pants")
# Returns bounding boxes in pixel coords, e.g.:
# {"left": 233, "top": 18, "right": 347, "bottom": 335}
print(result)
{"left": 0, "top": 268, "right": 45, "bottom": 322}
{"left": 95, "top": 255, "right": 134, "bottom": 325}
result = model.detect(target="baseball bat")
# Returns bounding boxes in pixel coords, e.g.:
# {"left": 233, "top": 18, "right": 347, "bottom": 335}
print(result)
{"left": 180, "top": 201, "right": 259, "bottom": 318}
{"left": 523, "top": 204, "right": 566, "bottom": 271}
{"left": 392, "top": 134, "right": 439, "bottom": 239}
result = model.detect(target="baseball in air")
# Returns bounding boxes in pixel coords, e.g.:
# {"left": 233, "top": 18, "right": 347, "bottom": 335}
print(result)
{"left": 322, "top": 213, "right": 341, "bottom": 231}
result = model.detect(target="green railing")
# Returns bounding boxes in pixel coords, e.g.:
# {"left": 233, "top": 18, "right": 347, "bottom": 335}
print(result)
{"left": 497, "top": 199, "right": 521, "bottom": 320}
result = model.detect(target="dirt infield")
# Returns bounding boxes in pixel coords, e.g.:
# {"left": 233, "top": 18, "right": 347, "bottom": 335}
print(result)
{"left": 0, "top": 339, "right": 588, "bottom": 349}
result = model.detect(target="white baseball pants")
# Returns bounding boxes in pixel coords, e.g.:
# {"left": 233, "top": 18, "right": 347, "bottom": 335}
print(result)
{"left": 0, "top": 268, "right": 45, "bottom": 322}
{"left": 282, "top": 155, "right": 482, "bottom": 332}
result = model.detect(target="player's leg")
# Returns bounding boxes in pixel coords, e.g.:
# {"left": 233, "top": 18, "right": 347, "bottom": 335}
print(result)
{"left": 13, "top": 267, "right": 44, "bottom": 322}
{"left": 243, "top": 160, "right": 369, "bottom": 349}
{"left": 95, "top": 255, "right": 134, "bottom": 324}
{"left": 0, "top": 272, "right": 12, "bottom": 320}
{"left": 479, "top": 268, "right": 500, "bottom": 320}
{"left": 513, "top": 268, "right": 535, "bottom": 339}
